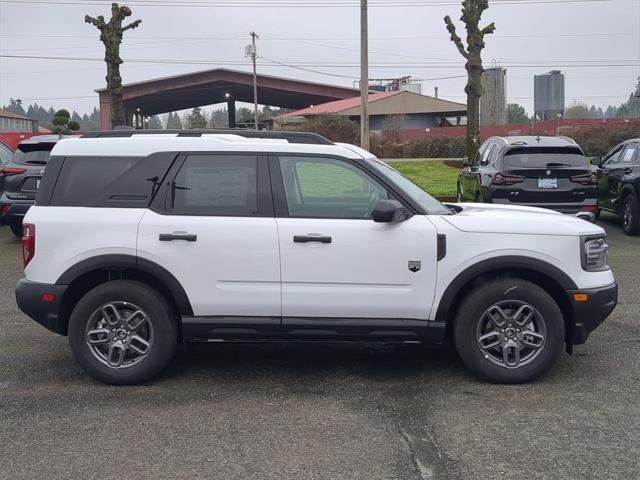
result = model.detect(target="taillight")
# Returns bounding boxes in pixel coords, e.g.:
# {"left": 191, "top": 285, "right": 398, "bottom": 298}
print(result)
{"left": 22, "top": 223, "right": 35, "bottom": 267}
{"left": 492, "top": 173, "right": 525, "bottom": 185}
{"left": 0, "top": 166, "right": 27, "bottom": 177}
{"left": 570, "top": 173, "right": 597, "bottom": 185}
{"left": 1, "top": 205, "right": 9, "bottom": 217}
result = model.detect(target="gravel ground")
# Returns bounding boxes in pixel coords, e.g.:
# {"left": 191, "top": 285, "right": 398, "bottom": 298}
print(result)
{"left": 0, "top": 212, "right": 638, "bottom": 480}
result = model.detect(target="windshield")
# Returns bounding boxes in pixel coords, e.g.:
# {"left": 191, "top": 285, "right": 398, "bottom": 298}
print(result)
{"left": 365, "top": 158, "right": 452, "bottom": 215}
{"left": 504, "top": 147, "right": 586, "bottom": 168}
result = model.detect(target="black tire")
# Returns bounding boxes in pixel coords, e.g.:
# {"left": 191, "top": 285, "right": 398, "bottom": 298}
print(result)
{"left": 9, "top": 221, "right": 22, "bottom": 238}
{"left": 68, "top": 280, "right": 177, "bottom": 385}
{"left": 622, "top": 193, "right": 640, "bottom": 236}
{"left": 454, "top": 278, "right": 565, "bottom": 384}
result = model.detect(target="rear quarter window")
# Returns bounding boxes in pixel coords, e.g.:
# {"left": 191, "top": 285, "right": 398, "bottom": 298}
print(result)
{"left": 49, "top": 154, "right": 175, "bottom": 207}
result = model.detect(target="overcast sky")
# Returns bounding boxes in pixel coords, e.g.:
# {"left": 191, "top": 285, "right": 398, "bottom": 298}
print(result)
{"left": 1, "top": 0, "right": 639, "bottom": 117}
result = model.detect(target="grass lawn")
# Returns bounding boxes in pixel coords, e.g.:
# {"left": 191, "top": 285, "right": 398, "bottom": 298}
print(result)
{"left": 387, "top": 160, "right": 460, "bottom": 198}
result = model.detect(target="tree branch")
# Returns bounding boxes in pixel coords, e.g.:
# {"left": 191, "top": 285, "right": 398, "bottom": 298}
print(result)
{"left": 84, "top": 14, "right": 105, "bottom": 28}
{"left": 444, "top": 15, "right": 469, "bottom": 59}
{"left": 481, "top": 22, "right": 496, "bottom": 36}
{"left": 122, "top": 19, "right": 142, "bottom": 32}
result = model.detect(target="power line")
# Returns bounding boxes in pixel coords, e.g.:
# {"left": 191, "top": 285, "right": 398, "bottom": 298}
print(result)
{"left": 0, "top": 0, "right": 632, "bottom": 7}
{"left": 2, "top": 54, "right": 639, "bottom": 68}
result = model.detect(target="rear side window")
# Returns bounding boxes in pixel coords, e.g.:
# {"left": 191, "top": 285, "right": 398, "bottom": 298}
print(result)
{"left": 503, "top": 147, "right": 586, "bottom": 168}
{"left": 12, "top": 143, "right": 56, "bottom": 165}
{"left": 50, "top": 154, "right": 174, "bottom": 207}
{"left": 170, "top": 154, "right": 258, "bottom": 216}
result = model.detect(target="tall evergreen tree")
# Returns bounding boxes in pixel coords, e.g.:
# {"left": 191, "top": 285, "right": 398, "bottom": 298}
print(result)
{"left": 186, "top": 107, "right": 207, "bottom": 129}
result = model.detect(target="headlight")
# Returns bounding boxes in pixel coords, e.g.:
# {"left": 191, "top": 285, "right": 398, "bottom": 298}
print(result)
{"left": 582, "top": 236, "right": 609, "bottom": 271}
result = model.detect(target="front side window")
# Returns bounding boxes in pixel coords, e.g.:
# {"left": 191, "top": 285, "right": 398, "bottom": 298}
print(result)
{"left": 278, "top": 156, "right": 389, "bottom": 219}
{"left": 604, "top": 146, "right": 624, "bottom": 165}
{"left": 480, "top": 143, "right": 495, "bottom": 165}
{"left": 171, "top": 155, "right": 258, "bottom": 216}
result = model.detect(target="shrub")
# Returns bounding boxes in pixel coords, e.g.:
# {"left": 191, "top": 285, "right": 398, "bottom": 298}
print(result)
{"left": 294, "top": 115, "right": 360, "bottom": 144}
{"left": 67, "top": 121, "right": 80, "bottom": 131}
{"left": 52, "top": 116, "right": 69, "bottom": 126}
{"left": 570, "top": 122, "right": 640, "bottom": 157}
{"left": 53, "top": 109, "right": 70, "bottom": 119}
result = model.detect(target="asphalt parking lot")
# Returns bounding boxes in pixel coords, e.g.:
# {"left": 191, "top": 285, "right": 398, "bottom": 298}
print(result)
{"left": 0, "top": 213, "right": 638, "bottom": 480}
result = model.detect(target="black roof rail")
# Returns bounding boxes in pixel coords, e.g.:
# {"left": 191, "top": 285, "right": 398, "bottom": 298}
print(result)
{"left": 81, "top": 129, "right": 334, "bottom": 145}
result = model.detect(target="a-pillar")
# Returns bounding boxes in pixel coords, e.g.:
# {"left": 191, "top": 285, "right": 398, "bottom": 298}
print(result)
{"left": 227, "top": 98, "right": 236, "bottom": 128}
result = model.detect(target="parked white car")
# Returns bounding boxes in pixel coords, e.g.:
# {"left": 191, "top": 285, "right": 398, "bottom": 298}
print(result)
{"left": 16, "top": 130, "right": 617, "bottom": 384}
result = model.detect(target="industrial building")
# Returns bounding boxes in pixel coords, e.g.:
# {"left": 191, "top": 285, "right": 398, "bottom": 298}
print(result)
{"left": 534, "top": 70, "right": 565, "bottom": 121}
{"left": 274, "top": 90, "right": 467, "bottom": 131}
{"left": 480, "top": 67, "right": 507, "bottom": 125}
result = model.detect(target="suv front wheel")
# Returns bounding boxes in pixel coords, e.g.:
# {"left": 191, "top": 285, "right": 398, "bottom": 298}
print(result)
{"left": 68, "top": 280, "right": 177, "bottom": 385}
{"left": 454, "top": 278, "right": 564, "bottom": 383}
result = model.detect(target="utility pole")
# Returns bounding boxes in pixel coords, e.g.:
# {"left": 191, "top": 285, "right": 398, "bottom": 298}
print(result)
{"left": 360, "top": 0, "right": 369, "bottom": 150}
{"left": 250, "top": 31, "right": 259, "bottom": 130}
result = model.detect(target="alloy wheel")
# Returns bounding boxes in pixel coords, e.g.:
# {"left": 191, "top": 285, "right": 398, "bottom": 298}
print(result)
{"left": 85, "top": 301, "right": 154, "bottom": 369}
{"left": 476, "top": 300, "right": 546, "bottom": 369}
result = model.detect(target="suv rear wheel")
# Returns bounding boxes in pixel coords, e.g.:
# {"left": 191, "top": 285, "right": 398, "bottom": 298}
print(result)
{"left": 68, "top": 280, "right": 177, "bottom": 385}
{"left": 454, "top": 278, "right": 564, "bottom": 383}
{"left": 622, "top": 193, "right": 640, "bottom": 236}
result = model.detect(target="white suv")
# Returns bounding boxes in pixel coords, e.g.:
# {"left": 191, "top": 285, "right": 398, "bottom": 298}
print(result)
{"left": 15, "top": 130, "right": 617, "bottom": 385}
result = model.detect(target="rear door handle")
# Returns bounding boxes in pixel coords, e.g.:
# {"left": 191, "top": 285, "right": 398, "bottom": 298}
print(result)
{"left": 293, "top": 234, "right": 332, "bottom": 244}
{"left": 159, "top": 233, "right": 197, "bottom": 242}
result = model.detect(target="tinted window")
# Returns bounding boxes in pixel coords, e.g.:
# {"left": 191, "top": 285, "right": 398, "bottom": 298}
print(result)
{"left": 279, "top": 156, "right": 389, "bottom": 218}
{"left": 0, "top": 142, "right": 11, "bottom": 165}
{"left": 12, "top": 143, "right": 56, "bottom": 165}
{"left": 480, "top": 143, "right": 495, "bottom": 165}
{"left": 51, "top": 155, "right": 174, "bottom": 207}
{"left": 503, "top": 147, "right": 586, "bottom": 168}
{"left": 604, "top": 146, "right": 624, "bottom": 165}
{"left": 170, "top": 155, "right": 258, "bottom": 216}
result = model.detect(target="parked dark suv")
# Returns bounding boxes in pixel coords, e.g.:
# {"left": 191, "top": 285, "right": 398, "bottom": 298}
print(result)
{"left": 457, "top": 136, "right": 597, "bottom": 214}
{"left": 592, "top": 138, "right": 640, "bottom": 235}
{"left": 0, "top": 135, "right": 68, "bottom": 236}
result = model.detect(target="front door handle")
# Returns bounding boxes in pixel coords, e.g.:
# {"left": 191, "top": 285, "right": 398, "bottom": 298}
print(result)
{"left": 293, "top": 234, "right": 332, "bottom": 244}
{"left": 624, "top": 168, "right": 632, "bottom": 174}
{"left": 159, "top": 233, "right": 197, "bottom": 242}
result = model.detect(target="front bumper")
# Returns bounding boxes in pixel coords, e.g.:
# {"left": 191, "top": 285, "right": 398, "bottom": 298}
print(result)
{"left": 567, "top": 283, "right": 618, "bottom": 345}
{"left": 15, "top": 279, "right": 68, "bottom": 335}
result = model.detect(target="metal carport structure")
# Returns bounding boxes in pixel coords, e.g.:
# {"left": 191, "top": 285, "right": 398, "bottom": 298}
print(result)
{"left": 96, "top": 68, "right": 360, "bottom": 129}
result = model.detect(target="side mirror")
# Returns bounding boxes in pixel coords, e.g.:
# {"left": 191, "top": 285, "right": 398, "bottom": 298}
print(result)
{"left": 590, "top": 157, "right": 602, "bottom": 167}
{"left": 372, "top": 199, "right": 411, "bottom": 223}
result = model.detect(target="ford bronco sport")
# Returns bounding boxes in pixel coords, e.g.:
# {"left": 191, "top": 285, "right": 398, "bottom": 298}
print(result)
{"left": 15, "top": 130, "right": 617, "bottom": 384}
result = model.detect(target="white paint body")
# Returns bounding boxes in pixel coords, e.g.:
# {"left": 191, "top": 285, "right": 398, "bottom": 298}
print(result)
{"left": 23, "top": 135, "right": 615, "bottom": 321}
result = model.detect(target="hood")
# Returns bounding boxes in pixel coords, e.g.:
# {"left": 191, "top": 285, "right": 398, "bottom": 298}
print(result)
{"left": 443, "top": 203, "right": 605, "bottom": 236}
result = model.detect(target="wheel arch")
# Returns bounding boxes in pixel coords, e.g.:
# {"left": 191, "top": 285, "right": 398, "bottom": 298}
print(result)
{"left": 55, "top": 254, "right": 193, "bottom": 335}
{"left": 620, "top": 182, "right": 637, "bottom": 201}
{"left": 435, "top": 256, "right": 577, "bottom": 345}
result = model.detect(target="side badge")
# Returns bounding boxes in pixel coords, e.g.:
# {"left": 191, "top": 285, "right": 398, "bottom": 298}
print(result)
{"left": 408, "top": 261, "right": 421, "bottom": 273}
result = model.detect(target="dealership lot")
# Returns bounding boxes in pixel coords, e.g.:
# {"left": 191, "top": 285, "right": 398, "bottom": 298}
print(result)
{"left": 0, "top": 213, "right": 638, "bottom": 480}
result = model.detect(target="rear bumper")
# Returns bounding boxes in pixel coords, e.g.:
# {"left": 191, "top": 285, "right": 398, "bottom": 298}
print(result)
{"left": 1, "top": 200, "right": 33, "bottom": 224}
{"left": 492, "top": 198, "right": 597, "bottom": 214}
{"left": 567, "top": 282, "right": 618, "bottom": 345}
{"left": 15, "top": 279, "right": 68, "bottom": 335}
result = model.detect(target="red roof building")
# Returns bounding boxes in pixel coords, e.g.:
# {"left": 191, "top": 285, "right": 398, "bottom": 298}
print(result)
{"left": 275, "top": 90, "right": 467, "bottom": 131}
{"left": 0, "top": 109, "right": 38, "bottom": 133}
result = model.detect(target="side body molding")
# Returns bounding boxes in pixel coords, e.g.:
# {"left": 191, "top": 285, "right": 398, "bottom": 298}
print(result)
{"left": 434, "top": 255, "right": 578, "bottom": 323}
{"left": 56, "top": 254, "right": 193, "bottom": 315}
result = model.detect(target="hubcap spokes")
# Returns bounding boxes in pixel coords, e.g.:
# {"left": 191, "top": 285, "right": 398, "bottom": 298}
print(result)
{"left": 477, "top": 301, "right": 546, "bottom": 369}
{"left": 85, "top": 302, "right": 153, "bottom": 369}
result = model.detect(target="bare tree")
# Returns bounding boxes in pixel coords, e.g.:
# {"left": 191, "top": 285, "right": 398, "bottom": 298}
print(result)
{"left": 85, "top": 3, "right": 141, "bottom": 127}
{"left": 444, "top": 1, "right": 495, "bottom": 159}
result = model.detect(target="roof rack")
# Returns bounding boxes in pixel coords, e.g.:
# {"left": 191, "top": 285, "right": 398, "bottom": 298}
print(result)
{"left": 81, "top": 129, "right": 334, "bottom": 145}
